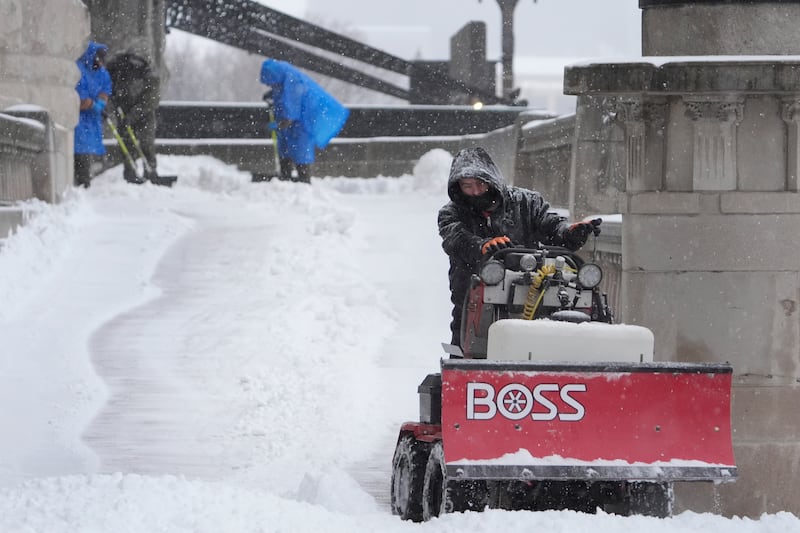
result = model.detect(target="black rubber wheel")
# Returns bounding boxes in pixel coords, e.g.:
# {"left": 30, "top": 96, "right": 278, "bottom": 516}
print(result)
{"left": 390, "top": 434, "right": 430, "bottom": 522}
{"left": 422, "top": 441, "right": 488, "bottom": 520}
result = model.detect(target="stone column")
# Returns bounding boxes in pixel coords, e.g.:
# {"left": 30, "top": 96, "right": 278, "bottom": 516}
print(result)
{"left": 565, "top": 57, "right": 800, "bottom": 517}
{"left": 613, "top": 97, "right": 667, "bottom": 192}
{"left": 0, "top": 0, "right": 89, "bottom": 201}
{"left": 684, "top": 97, "right": 744, "bottom": 191}
{"left": 85, "top": 0, "right": 167, "bottom": 79}
{"left": 0, "top": 1, "right": 88, "bottom": 127}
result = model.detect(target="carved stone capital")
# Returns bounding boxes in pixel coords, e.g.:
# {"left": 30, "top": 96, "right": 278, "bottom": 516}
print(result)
{"left": 684, "top": 97, "right": 744, "bottom": 124}
{"left": 642, "top": 101, "right": 668, "bottom": 124}
{"left": 612, "top": 98, "right": 643, "bottom": 124}
{"left": 781, "top": 97, "right": 800, "bottom": 123}
{"left": 611, "top": 97, "right": 668, "bottom": 126}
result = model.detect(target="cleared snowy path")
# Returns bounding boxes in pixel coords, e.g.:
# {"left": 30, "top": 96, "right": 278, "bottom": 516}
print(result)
{"left": 0, "top": 188, "right": 188, "bottom": 485}
{"left": 74, "top": 161, "right": 450, "bottom": 504}
{"left": 84, "top": 220, "right": 277, "bottom": 479}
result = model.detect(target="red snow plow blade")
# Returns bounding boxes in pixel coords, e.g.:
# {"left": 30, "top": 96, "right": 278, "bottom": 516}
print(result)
{"left": 441, "top": 359, "right": 736, "bottom": 482}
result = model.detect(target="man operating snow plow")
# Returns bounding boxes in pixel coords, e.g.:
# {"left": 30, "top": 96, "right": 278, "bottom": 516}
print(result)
{"left": 390, "top": 244, "right": 737, "bottom": 521}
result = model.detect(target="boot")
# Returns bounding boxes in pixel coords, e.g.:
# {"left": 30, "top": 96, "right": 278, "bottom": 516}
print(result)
{"left": 74, "top": 154, "right": 92, "bottom": 188}
{"left": 279, "top": 158, "right": 293, "bottom": 181}
{"left": 296, "top": 164, "right": 311, "bottom": 184}
{"left": 124, "top": 165, "right": 145, "bottom": 185}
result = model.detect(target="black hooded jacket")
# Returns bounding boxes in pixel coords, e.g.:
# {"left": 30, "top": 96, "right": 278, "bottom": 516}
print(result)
{"left": 438, "top": 147, "right": 570, "bottom": 269}
{"left": 437, "top": 147, "right": 571, "bottom": 342}
{"left": 106, "top": 52, "right": 159, "bottom": 126}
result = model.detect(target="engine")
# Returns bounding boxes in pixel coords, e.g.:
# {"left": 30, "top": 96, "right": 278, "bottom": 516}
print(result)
{"left": 460, "top": 245, "right": 614, "bottom": 359}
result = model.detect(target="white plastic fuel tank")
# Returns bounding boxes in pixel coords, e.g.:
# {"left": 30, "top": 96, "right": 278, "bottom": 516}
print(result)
{"left": 486, "top": 319, "right": 654, "bottom": 363}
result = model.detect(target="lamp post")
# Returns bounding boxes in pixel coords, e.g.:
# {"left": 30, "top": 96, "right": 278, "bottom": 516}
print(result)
{"left": 480, "top": 0, "right": 534, "bottom": 100}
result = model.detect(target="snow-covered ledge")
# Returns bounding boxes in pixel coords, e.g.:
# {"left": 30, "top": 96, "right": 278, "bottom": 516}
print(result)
{"left": 0, "top": 112, "right": 45, "bottom": 202}
{"left": 564, "top": 53, "right": 800, "bottom": 518}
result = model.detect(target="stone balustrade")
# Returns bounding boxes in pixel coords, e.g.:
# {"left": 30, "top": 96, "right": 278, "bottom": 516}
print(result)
{"left": 0, "top": 113, "right": 44, "bottom": 203}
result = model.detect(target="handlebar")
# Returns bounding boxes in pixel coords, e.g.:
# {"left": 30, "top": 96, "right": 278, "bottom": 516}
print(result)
{"left": 484, "top": 245, "right": 585, "bottom": 271}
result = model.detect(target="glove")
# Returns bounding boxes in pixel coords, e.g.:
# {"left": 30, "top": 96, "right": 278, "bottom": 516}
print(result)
{"left": 481, "top": 236, "right": 512, "bottom": 256}
{"left": 267, "top": 120, "right": 293, "bottom": 131}
{"left": 91, "top": 98, "right": 106, "bottom": 115}
{"left": 564, "top": 218, "right": 602, "bottom": 249}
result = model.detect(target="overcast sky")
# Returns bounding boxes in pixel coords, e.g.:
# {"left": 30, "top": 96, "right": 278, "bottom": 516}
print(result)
{"left": 257, "top": 0, "right": 642, "bottom": 61}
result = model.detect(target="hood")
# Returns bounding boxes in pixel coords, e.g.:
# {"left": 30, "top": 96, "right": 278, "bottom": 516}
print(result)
{"left": 109, "top": 38, "right": 154, "bottom": 67}
{"left": 118, "top": 38, "right": 153, "bottom": 61}
{"left": 106, "top": 51, "right": 153, "bottom": 79}
{"left": 446, "top": 147, "right": 508, "bottom": 206}
{"left": 260, "top": 59, "right": 290, "bottom": 86}
{"left": 77, "top": 41, "right": 108, "bottom": 70}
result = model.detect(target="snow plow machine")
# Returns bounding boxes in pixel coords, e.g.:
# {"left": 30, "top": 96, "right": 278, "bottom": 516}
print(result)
{"left": 391, "top": 244, "right": 737, "bottom": 521}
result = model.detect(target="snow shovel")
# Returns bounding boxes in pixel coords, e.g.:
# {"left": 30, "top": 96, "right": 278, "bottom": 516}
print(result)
{"left": 105, "top": 114, "right": 147, "bottom": 185}
{"left": 116, "top": 107, "right": 177, "bottom": 187}
{"left": 252, "top": 93, "right": 282, "bottom": 182}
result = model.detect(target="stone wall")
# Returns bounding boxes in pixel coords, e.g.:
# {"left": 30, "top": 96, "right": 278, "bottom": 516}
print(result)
{"left": 514, "top": 105, "right": 624, "bottom": 222}
{"left": 515, "top": 114, "right": 574, "bottom": 211}
{"left": 565, "top": 57, "right": 800, "bottom": 518}
{"left": 0, "top": 0, "right": 89, "bottom": 206}
{"left": 0, "top": 1, "right": 88, "bottom": 130}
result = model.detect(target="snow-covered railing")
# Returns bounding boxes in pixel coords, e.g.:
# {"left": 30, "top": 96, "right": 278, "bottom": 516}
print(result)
{"left": 514, "top": 113, "right": 575, "bottom": 209}
{"left": 516, "top": 108, "right": 625, "bottom": 223}
{"left": 115, "top": 104, "right": 552, "bottom": 179}
{"left": 0, "top": 112, "right": 45, "bottom": 203}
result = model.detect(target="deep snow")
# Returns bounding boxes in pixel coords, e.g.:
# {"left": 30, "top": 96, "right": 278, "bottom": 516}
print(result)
{"left": 0, "top": 152, "right": 797, "bottom": 532}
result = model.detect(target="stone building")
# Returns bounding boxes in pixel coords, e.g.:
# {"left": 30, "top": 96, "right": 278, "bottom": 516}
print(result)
{"left": 564, "top": 0, "right": 800, "bottom": 517}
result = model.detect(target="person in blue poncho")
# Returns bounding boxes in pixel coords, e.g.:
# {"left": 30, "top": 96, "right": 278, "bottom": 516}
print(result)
{"left": 260, "top": 59, "right": 349, "bottom": 183}
{"left": 74, "top": 41, "right": 112, "bottom": 188}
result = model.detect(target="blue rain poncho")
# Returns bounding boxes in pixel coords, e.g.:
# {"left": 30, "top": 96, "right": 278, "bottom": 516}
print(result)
{"left": 260, "top": 59, "right": 349, "bottom": 164}
{"left": 74, "top": 41, "right": 112, "bottom": 155}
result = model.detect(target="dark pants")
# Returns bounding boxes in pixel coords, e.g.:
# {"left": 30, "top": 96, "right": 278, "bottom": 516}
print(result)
{"left": 279, "top": 158, "right": 311, "bottom": 183}
{"left": 449, "top": 265, "right": 472, "bottom": 346}
{"left": 74, "top": 154, "right": 93, "bottom": 188}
